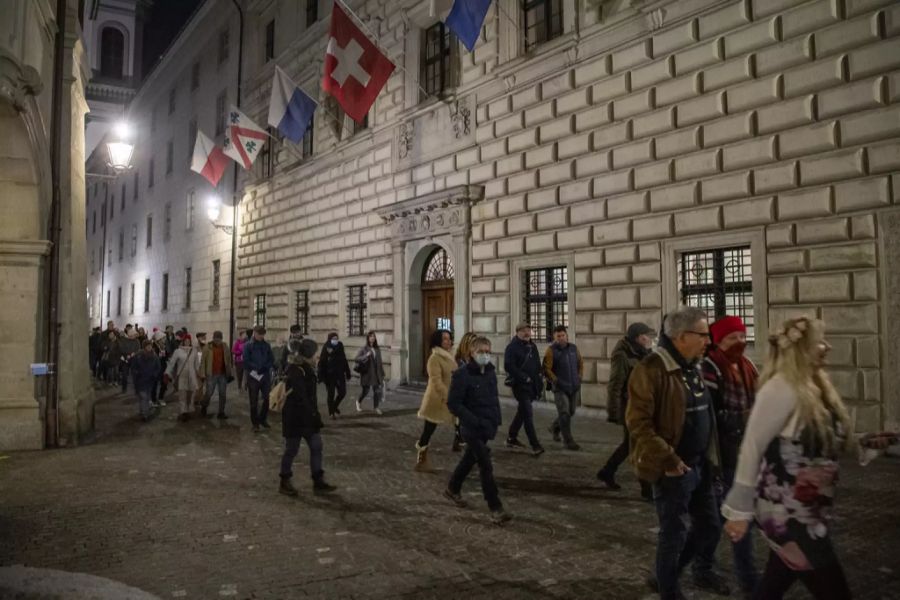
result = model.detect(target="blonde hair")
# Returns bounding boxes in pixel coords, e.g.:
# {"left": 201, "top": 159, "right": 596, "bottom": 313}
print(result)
{"left": 759, "top": 317, "right": 853, "bottom": 454}
{"left": 455, "top": 332, "right": 478, "bottom": 363}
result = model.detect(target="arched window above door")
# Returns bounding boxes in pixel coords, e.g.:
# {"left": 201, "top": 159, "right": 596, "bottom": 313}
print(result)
{"left": 422, "top": 248, "right": 454, "bottom": 285}
{"left": 100, "top": 27, "right": 125, "bottom": 79}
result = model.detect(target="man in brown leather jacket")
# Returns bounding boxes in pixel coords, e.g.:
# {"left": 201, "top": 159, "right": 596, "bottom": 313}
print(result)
{"left": 626, "top": 306, "right": 728, "bottom": 600}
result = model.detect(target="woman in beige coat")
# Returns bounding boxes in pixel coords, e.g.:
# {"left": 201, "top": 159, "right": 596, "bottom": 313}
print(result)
{"left": 414, "top": 329, "right": 457, "bottom": 472}
{"left": 165, "top": 334, "right": 201, "bottom": 421}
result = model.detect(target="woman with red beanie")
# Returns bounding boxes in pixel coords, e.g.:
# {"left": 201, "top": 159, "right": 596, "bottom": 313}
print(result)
{"left": 701, "top": 315, "right": 759, "bottom": 597}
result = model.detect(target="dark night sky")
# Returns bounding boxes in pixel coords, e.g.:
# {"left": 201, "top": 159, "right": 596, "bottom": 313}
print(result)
{"left": 141, "top": 0, "right": 206, "bottom": 77}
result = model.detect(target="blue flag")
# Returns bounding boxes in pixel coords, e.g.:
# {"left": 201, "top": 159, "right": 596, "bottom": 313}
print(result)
{"left": 445, "top": 0, "right": 492, "bottom": 52}
{"left": 267, "top": 66, "right": 317, "bottom": 144}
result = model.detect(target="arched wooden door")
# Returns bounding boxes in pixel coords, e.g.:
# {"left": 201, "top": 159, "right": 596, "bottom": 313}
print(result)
{"left": 421, "top": 248, "right": 454, "bottom": 375}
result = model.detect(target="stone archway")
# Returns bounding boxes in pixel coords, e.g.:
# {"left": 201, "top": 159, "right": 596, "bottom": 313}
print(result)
{"left": 377, "top": 185, "right": 483, "bottom": 386}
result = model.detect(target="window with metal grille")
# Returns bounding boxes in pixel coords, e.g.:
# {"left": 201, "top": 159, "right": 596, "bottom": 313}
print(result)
{"left": 212, "top": 260, "right": 221, "bottom": 308}
{"left": 302, "top": 119, "right": 314, "bottom": 159}
{"left": 146, "top": 214, "right": 152, "bottom": 247}
{"left": 184, "top": 267, "right": 192, "bottom": 309}
{"left": 148, "top": 158, "right": 155, "bottom": 187}
{"left": 216, "top": 91, "right": 227, "bottom": 136}
{"left": 130, "top": 283, "right": 135, "bottom": 315}
{"left": 118, "top": 230, "right": 124, "bottom": 261}
{"left": 168, "top": 87, "right": 176, "bottom": 115}
{"left": 117, "top": 286, "right": 122, "bottom": 316}
{"left": 107, "top": 289, "right": 111, "bottom": 317}
{"left": 186, "top": 190, "right": 195, "bottom": 230}
{"left": 92, "top": 211, "right": 96, "bottom": 233}
{"left": 346, "top": 285, "right": 367, "bottom": 337}
{"left": 294, "top": 290, "right": 309, "bottom": 334}
{"left": 523, "top": 266, "right": 569, "bottom": 342}
{"left": 166, "top": 139, "right": 174, "bottom": 174}
{"left": 423, "top": 248, "right": 454, "bottom": 284}
{"left": 131, "top": 224, "right": 137, "bottom": 257}
{"left": 254, "top": 294, "right": 267, "bottom": 327}
{"left": 191, "top": 61, "right": 200, "bottom": 90}
{"left": 121, "top": 183, "right": 126, "bottom": 208}
{"left": 218, "top": 28, "right": 229, "bottom": 65}
{"left": 523, "top": 0, "right": 564, "bottom": 52}
{"left": 144, "top": 278, "right": 150, "bottom": 312}
{"left": 264, "top": 20, "right": 275, "bottom": 62}
{"left": 679, "top": 246, "right": 755, "bottom": 341}
{"left": 162, "top": 273, "right": 169, "bottom": 311}
{"left": 164, "top": 202, "right": 172, "bottom": 240}
{"left": 306, "top": 0, "right": 318, "bottom": 26}
{"left": 421, "top": 22, "right": 456, "bottom": 98}
{"left": 257, "top": 126, "right": 277, "bottom": 179}
{"left": 133, "top": 171, "right": 139, "bottom": 200}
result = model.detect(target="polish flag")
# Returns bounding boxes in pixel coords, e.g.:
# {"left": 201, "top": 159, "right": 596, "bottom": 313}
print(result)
{"left": 322, "top": 2, "right": 395, "bottom": 123}
{"left": 190, "top": 130, "right": 229, "bottom": 187}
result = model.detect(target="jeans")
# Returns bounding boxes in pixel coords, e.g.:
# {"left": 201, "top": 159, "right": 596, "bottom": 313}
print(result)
{"left": 448, "top": 435, "right": 501, "bottom": 511}
{"left": 359, "top": 384, "right": 383, "bottom": 408}
{"left": 280, "top": 431, "right": 324, "bottom": 479}
{"left": 720, "top": 466, "right": 758, "bottom": 593}
{"left": 326, "top": 377, "right": 347, "bottom": 414}
{"left": 204, "top": 374, "right": 228, "bottom": 415}
{"left": 247, "top": 374, "right": 271, "bottom": 425}
{"left": 135, "top": 388, "right": 152, "bottom": 418}
{"left": 550, "top": 388, "right": 580, "bottom": 443}
{"left": 755, "top": 551, "right": 851, "bottom": 600}
{"left": 652, "top": 459, "right": 722, "bottom": 599}
{"left": 508, "top": 386, "right": 540, "bottom": 448}
{"left": 234, "top": 363, "right": 244, "bottom": 390}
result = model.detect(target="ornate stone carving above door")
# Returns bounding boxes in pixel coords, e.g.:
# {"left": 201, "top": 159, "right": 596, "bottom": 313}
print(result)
{"left": 377, "top": 185, "right": 484, "bottom": 243}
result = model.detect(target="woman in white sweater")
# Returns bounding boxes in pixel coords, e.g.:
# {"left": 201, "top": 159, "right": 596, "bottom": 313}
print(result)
{"left": 721, "top": 317, "right": 896, "bottom": 599}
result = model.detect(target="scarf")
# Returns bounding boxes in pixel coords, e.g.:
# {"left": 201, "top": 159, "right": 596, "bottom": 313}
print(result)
{"left": 705, "top": 345, "right": 757, "bottom": 415}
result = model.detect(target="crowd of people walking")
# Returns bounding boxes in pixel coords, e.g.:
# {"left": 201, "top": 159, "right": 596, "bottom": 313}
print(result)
{"left": 89, "top": 307, "right": 897, "bottom": 599}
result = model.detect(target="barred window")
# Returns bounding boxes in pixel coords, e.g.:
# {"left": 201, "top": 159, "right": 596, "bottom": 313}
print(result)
{"left": 212, "top": 260, "right": 221, "bottom": 308}
{"left": 106, "top": 289, "right": 111, "bottom": 317}
{"left": 117, "top": 286, "right": 122, "bottom": 316}
{"left": 523, "top": 0, "right": 564, "bottom": 52}
{"left": 257, "top": 126, "right": 278, "bottom": 179}
{"left": 524, "top": 266, "right": 568, "bottom": 342}
{"left": 294, "top": 290, "right": 309, "bottom": 334}
{"left": 148, "top": 158, "right": 155, "bottom": 187}
{"left": 254, "top": 293, "right": 267, "bottom": 327}
{"left": 130, "top": 282, "right": 135, "bottom": 315}
{"left": 421, "top": 22, "right": 456, "bottom": 98}
{"left": 346, "top": 285, "right": 367, "bottom": 337}
{"left": 118, "top": 230, "right": 124, "bottom": 261}
{"left": 679, "top": 246, "right": 755, "bottom": 341}
{"left": 164, "top": 202, "right": 172, "bottom": 240}
{"left": 144, "top": 278, "right": 150, "bottom": 313}
{"left": 162, "top": 273, "right": 169, "bottom": 311}
{"left": 146, "top": 214, "right": 152, "bottom": 248}
{"left": 130, "top": 224, "right": 137, "bottom": 257}
{"left": 184, "top": 267, "right": 192, "bottom": 310}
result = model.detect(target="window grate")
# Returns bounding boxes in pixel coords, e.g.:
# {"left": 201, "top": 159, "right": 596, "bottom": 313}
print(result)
{"left": 523, "top": 0, "right": 564, "bottom": 52}
{"left": 422, "top": 22, "right": 456, "bottom": 97}
{"left": 212, "top": 260, "right": 221, "bottom": 308}
{"left": 524, "top": 266, "right": 568, "bottom": 342}
{"left": 185, "top": 267, "right": 192, "bottom": 310}
{"left": 346, "top": 285, "right": 367, "bottom": 337}
{"left": 254, "top": 293, "right": 267, "bottom": 327}
{"left": 679, "top": 246, "right": 755, "bottom": 341}
{"left": 294, "top": 290, "right": 309, "bottom": 334}
{"left": 423, "top": 248, "right": 454, "bottom": 285}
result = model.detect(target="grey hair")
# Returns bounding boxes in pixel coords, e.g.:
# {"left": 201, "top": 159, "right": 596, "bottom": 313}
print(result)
{"left": 663, "top": 306, "right": 708, "bottom": 338}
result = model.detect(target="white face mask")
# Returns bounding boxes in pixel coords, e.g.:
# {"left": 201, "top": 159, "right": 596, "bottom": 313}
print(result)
{"left": 474, "top": 353, "right": 492, "bottom": 366}
{"left": 330, "top": 339, "right": 339, "bottom": 346}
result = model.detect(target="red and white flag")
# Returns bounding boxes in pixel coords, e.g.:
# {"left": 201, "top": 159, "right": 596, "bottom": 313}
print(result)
{"left": 322, "top": 2, "right": 395, "bottom": 123}
{"left": 190, "top": 130, "right": 229, "bottom": 186}
{"left": 223, "top": 106, "right": 267, "bottom": 170}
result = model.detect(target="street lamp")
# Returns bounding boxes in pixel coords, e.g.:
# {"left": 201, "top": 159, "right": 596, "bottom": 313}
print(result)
{"left": 106, "top": 121, "right": 134, "bottom": 172}
{"left": 207, "top": 195, "right": 234, "bottom": 234}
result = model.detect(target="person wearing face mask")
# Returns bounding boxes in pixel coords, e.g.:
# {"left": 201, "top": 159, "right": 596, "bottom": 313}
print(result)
{"left": 627, "top": 306, "right": 729, "bottom": 600}
{"left": 444, "top": 337, "right": 510, "bottom": 525}
{"left": 597, "top": 322, "right": 656, "bottom": 496}
{"left": 702, "top": 316, "right": 759, "bottom": 598}
{"left": 318, "top": 332, "right": 352, "bottom": 418}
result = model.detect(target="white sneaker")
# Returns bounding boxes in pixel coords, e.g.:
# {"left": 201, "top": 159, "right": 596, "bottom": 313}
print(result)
{"left": 375, "top": 408, "right": 383, "bottom": 415}
{"left": 355, "top": 401, "right": 362, "bottom": 412}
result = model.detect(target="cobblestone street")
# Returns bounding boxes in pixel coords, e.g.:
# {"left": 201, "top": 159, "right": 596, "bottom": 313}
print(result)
{"left": 1, "top": 384, "right": 898, "bottom": 599}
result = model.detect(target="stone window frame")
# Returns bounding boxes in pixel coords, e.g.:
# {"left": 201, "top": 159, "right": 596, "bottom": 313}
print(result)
{"left": 661, "top": 230, "right": 768, "bottom": 358}
{"left": 509, "top": 253, "right": 577, "bottom": 345}
{"left": 522, "top": 264, "right": 570, "bottom": 343}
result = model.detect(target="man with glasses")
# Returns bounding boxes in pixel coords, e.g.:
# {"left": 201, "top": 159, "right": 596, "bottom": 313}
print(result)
{"left": 626, "top": 307, "right": 729, "bottom": 600}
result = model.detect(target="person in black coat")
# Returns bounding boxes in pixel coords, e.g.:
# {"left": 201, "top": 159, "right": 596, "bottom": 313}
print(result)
{"left": 130, "top": 340, "right": 160, "bottom": 421}
{"left": 318, "top": 332, "right": 352, "bottom": 418}
{"left": 279, "top": 339, "right": 336, "bottom": 497}
{"left": 444, "top": 336, "right": 511, "bottom": 525}
{"left": 503, "top": 322, "right": 545, "bottom": 455}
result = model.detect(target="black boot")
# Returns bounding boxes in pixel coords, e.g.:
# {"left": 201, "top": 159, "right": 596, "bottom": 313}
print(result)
{"left": 312, "top": 472, "right": 336, "bottom": 493}
{"left": 279, "top": 476, "right": 298, "bottom": 497}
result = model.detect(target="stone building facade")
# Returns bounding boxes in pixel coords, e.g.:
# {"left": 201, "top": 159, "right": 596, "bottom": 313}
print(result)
{"left": 85, "top": 0, "right": 241, "bottom": 338}
{"left": 234, "top": 0, "right": 900, "bottom": 430}
{"left": 1, "top": 0, "right": 93, "bottom": 449}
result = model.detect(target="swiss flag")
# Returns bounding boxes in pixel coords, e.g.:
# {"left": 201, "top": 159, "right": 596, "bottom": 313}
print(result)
{"left": 322, "top": 2, "right": 395, "bottom": 124}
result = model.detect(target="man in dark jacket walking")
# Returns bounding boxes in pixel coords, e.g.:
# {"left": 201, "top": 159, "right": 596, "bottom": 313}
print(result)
{"left": 542, "top": 325, "right": 583, "bottom": 450}
{"left": 130, "top": 340, "right": 160, "bottom": 421}
{"left": 504, "top": 323, "right": 544, "bottom": 456}
{"left": 243, "top": 325, "right": 275, "bottom": 432}
{"left": 445, "top": 336, "right": 510, "bottom": 525}
{"left": 279, "top": 339, "right": 335, "bottom": 496}
{"left": 318, "top": 332, "right": 351, "bottom": 418}
{"left": 597, "top": 322, "right": 655, "bottom": 493}
{"left": 117, "top": 328, "right": 141, "bottom": 393}
{"left": 89, "top": 327, "right": 103, "bottom": 377}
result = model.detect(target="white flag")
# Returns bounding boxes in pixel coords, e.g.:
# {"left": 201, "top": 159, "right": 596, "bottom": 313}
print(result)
{"left": 223, "top": 106, "right": 267, "bottom": 170}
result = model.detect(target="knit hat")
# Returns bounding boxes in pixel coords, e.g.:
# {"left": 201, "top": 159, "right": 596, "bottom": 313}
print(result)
{"left": 626, "top": 322, "right": 656, "bottom": 340}
{"left": 710, "top": 316, "right": 746, "bottom": 344}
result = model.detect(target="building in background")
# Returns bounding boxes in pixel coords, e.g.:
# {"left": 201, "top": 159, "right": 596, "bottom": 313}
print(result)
{"left": 86, "top": 0, "right": 240, "bottom": 339}
{"left": 229, "top": 0, "right": 900, "bottom": 432}
{"left": 1, "top": 0, "right": 93, "bottom": 450}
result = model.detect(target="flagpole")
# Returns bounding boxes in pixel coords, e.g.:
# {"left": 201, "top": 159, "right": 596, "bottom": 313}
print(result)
{"left": 335, "top": 0, "right": 431, "bottom": 99}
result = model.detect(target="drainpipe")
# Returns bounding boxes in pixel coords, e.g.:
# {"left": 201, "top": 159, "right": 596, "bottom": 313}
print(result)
{"left": 228, "top": 0, "right": 243, "bottom": 351}
{"left": 45, "top": 0, "right": 70, "bottom": 448}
